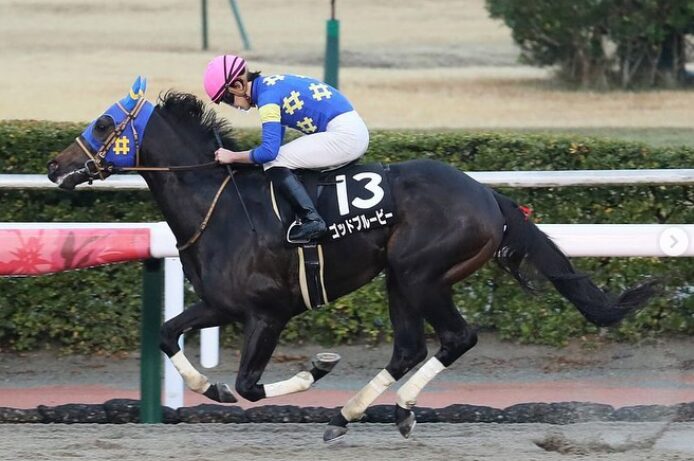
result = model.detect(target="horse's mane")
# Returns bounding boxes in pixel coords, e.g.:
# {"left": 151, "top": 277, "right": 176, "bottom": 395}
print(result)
{"left": 156, "top": 91, "right": 239, "bottom": 150}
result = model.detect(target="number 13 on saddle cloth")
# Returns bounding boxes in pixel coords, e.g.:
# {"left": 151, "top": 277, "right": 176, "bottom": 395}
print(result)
{"left": 271, "top": 162, "right": 397, "bottom": 241}
{"left": 268, "top": 162, "right": 397, "bottom": 309}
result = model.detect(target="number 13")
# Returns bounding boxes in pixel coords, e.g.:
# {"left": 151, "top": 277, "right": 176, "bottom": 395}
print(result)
{"left": 335, "top": 172, "right": 385, "bottom": 216}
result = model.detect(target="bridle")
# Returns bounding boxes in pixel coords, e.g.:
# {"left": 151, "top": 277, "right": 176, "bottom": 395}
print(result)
{"left": 75, "top": 98, "right": 148, "bottom": 183}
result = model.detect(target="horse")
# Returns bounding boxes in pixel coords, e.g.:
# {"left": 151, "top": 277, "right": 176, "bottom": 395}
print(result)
{"left": 47, "top": 78, "right": 657, "bottom": 441}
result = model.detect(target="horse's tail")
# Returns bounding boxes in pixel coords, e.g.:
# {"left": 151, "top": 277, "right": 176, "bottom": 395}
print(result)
{"left": 492, "top": 191, "right": 658, "bottom": 327}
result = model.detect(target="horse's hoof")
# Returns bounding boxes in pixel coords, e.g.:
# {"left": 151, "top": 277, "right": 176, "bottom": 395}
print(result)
{"left": 313, "top": 352, "right": 341, "bottom": 373}
{"left": 323, "top": 425, "right": 348, "bottom": 443}
{"left": 203, "top": 383, "right": 238, "bottom": 403}
{"left": 215, "top": 383, "right": 238, "bottom": 403}
{"left": 311, "top": 352, "right": 341, "bottom": 382}
{"left": 395, "top": 405, "right": 416, "bottom": 439}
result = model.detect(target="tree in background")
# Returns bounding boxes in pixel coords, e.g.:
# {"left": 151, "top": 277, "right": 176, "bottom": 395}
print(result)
{"left": 486, "top": 0, "right": 694, "bottom": 88}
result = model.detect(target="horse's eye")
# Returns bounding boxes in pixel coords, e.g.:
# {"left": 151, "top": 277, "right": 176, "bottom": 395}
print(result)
{"left": 92, "top": 116, "right": 113, "bottom": 140}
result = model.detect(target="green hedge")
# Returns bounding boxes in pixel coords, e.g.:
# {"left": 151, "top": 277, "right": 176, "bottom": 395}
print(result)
{"left": 0, "top": 120, "right": 692, "bottom": 352}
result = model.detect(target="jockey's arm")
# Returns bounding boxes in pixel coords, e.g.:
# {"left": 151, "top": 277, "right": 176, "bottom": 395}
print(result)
{"left": 216, "top": 103, "right": 284, "bottom": 165}
{"left": 215, "top": 148, "right": 253, "bottom": 164}
{"left": 248, "top": 103, "right": 283, "bottom": 165}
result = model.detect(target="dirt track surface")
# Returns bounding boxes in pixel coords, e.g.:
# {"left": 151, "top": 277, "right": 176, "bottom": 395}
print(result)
{"left": 0, "top": 422, "right": 692, "bottom": 461}
{"left": 2, "top": 0, "right": 694, "bottom": 127}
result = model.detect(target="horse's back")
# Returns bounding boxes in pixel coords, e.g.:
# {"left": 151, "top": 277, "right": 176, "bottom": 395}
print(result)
{"left": 388, "top": 158, "right": 502, "bottom": 221}
{"left": 384, "top": 159, "right": 505, "bottom": 282}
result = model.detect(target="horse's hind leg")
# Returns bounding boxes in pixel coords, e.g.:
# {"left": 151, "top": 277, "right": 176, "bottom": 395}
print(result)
{"left": 391, "top": 282, "right": 478, "bottom": 437}
{"left": 324, "top": 269, "right": 427, "bottom": 442}
{"left": 160, "top": 301, "right": 237, "bottom": 403}
{"left": 389, "top": 230, "right": 498, "bottom": 437}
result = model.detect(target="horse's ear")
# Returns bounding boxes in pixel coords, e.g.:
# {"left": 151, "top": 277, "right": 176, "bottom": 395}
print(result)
{"left": 121, "top": 76, "right": 147, "bottom": 110}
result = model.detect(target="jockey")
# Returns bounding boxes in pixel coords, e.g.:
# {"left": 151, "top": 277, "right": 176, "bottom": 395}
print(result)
{"left": 203, "top": 54, "right": 370, "bottom": 243}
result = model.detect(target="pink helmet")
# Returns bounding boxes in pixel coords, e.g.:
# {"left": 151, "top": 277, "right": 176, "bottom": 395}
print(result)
{"left": 203, "top": 55, "right": 247, "bottom": 103}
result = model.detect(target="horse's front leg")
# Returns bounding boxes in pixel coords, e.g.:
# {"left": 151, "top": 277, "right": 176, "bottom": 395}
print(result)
{"left": 234, "top": 314, "right": 340, "bottom": 402}
{"left": 160, "top": 301, "right": 237, "bottom": 403}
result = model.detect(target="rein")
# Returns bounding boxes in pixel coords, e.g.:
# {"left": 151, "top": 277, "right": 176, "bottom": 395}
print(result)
{"left": 175, "top": 129, "right": 257, "bottom": 251}
{"left": 213, "top": 129, "right": 257, "bottom": 235}
{"left": 112, "top": 161, "right": 219, "bottom": 173}
{"left": 175, "top": 155, "right": 257, "bottom": 250}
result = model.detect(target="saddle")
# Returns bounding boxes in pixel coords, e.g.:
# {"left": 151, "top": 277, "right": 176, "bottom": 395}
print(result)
{"left": 269, "top": 161, "right": 397, "bottom": 309}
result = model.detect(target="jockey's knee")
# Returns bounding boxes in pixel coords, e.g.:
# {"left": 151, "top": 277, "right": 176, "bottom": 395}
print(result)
{"left": 235, "top": 377, "right": 265, "bottom": 402}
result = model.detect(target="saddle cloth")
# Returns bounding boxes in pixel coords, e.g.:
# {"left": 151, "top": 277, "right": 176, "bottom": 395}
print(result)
{"left": 298, "top": 162, "right": 397, "bottom": 241}
{"left": 269, "top": 162, "right": 397, "bottom": 310}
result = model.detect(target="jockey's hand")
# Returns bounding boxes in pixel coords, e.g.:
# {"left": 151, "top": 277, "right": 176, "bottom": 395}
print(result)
{"left": 215, "top": 148, "right": 251, "bottom": 164}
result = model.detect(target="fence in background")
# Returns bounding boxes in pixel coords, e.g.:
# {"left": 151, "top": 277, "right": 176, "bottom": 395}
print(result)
{"left": 1, "top": 169, "right": 692, "bottom": 419}
{"left": 2, "top": 169, "right": 693, "bottom": 190}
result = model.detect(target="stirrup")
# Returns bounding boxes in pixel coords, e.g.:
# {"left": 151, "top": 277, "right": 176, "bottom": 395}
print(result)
{"left": 286, "top": 219, "right": 327, "bottom": 244}
{"left": 286, "top": 221, "right": 311, "bottom": 244}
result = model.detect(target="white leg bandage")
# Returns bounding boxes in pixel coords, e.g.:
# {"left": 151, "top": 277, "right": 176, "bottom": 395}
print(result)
{"left": 341, "top": 369, "right": 396, "bottom": 421}
{"left": 396, "top": 357, "right": 446, "bottom": 409}
{"left": 263, "top": 371, "right": 315, "bottom": 398}
{"left": 171, "top": 351, "right": 211, "bottom": 394}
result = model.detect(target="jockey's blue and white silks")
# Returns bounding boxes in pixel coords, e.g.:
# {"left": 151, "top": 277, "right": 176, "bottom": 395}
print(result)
{"left": 80, "top": 76, "right": 155, "bottom": 168}
{"left": 249, "top": 74, "right": 355, "bottom": 164}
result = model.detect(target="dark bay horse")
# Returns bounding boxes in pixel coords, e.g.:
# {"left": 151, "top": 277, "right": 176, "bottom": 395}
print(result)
{"left": 47, "top": 79, "right": 657, "bottom": 441}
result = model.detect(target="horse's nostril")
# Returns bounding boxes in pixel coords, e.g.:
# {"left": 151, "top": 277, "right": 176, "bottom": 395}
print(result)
{"left": 47, "top": 161, "right": 58, "bottom": 174}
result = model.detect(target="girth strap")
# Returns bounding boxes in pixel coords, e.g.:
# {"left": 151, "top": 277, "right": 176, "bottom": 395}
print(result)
{"left": 298, "top": 243, "right": 328, "bottom": 309}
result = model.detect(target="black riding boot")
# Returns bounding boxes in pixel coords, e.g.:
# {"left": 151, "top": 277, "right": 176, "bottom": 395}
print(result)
{"left": 267, "top": 167, "right": 327, "bottom": 243}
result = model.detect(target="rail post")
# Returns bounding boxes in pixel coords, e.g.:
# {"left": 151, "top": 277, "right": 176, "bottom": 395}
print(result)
{"left": 201, "top": 0, "right": 209, "bottom": 50}
{"left": 324, "top": 0, "right": 340, "bottom": 88}
{"left": 140, "top": 258, "right": 164, "bottom": 423}
{"left": 229, "top": 0, "right": 252, "bottom": 50}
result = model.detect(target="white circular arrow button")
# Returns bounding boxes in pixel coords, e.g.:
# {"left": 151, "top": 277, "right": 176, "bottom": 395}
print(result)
{"left": 659, "top": 227, "right": 689, "bottom": 257}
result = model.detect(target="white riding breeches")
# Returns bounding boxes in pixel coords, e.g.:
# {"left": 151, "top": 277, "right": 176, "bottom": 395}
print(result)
{"left": 263, "top": 111, "right": 369, "bottom": 171}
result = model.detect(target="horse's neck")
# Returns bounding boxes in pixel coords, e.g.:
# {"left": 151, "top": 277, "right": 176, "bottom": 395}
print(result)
{"left": 140, "top": 172, "right": 204, "bottom": 244}
{"left": 142, "top": 111, "right": 214, "bottom": 168}
{"left": 139, "top": 113, "right": 227, "bottom": 246}
{"left": 141, "top": 167, "right": 271, "bottom": 256}
{"left": 139, "top": 114, "right": 271, "bottom": 249}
